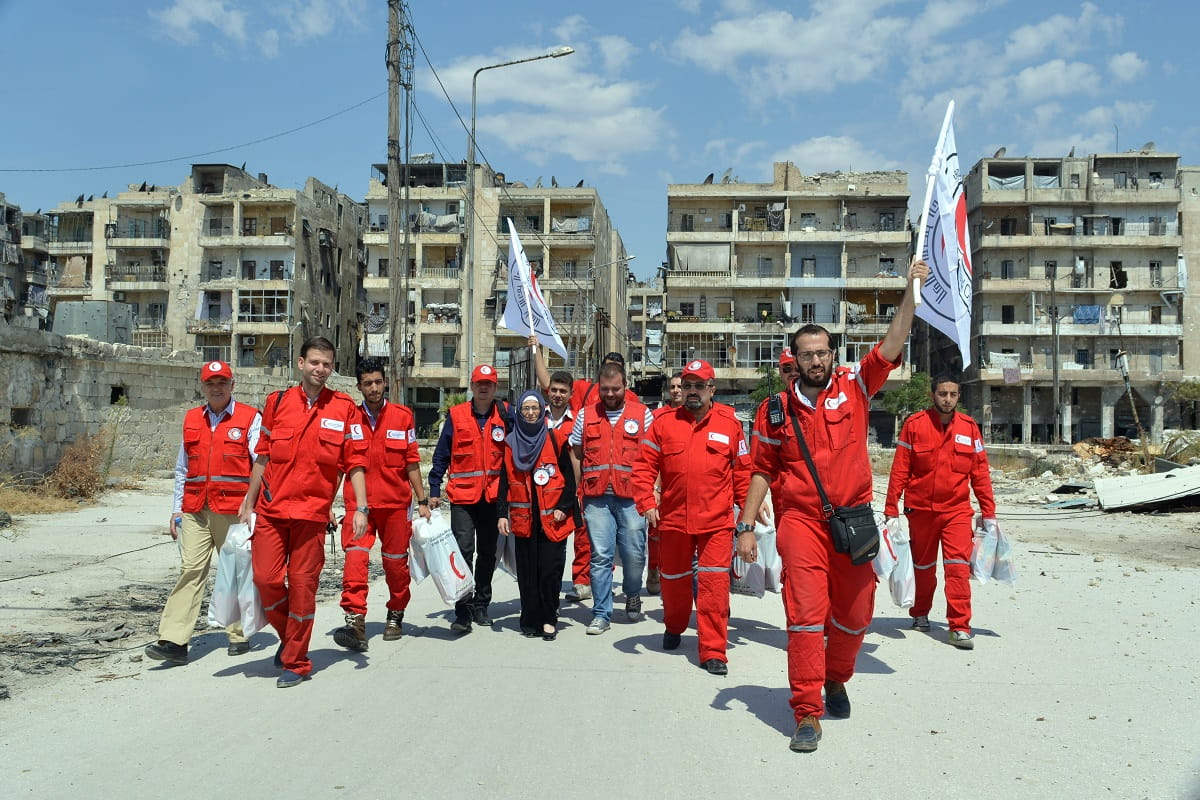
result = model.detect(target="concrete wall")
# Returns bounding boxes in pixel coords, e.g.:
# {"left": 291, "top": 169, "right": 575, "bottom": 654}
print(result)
{"left": 0, "top": 325, "right": 356, "bottom": 478}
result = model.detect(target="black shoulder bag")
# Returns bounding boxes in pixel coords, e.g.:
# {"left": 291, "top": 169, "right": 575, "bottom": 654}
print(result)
{"left": 786, "top": 402, "right": 880, "bottom": 565}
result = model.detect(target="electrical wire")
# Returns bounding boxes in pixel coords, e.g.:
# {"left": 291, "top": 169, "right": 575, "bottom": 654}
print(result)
{"left": 0, "top": 92, "right": 385, "bottom": 174}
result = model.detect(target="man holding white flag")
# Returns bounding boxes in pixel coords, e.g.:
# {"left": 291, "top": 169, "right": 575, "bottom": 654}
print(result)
{"left": 503, "top": 218, "right": 569, "bottom": 360}
{"left": 915, "top": 101, "right": 974, "bottom": 369}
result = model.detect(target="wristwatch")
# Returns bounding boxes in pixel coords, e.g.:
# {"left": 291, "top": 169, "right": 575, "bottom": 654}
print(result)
{"left": 417, "top": 498, "right": 430, "bottom": 506}
{"left": 355, "top": 506, "right": 369, "bottom": 514}
{"left": 735, "top": 521, "right": 755, "bottom": 534}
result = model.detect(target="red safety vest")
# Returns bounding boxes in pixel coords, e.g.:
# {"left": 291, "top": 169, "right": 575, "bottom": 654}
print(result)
{"left": 503, "top": 430, "right": 575, "bottom": 542}
{"left": 181, "top": 402, "right": 259, "bottom": 514}
{"left": 445, "top": 401, "right": 507, "bottom": 504}
{"left": 580, "top": 399, "right": 648, "bottom": 498}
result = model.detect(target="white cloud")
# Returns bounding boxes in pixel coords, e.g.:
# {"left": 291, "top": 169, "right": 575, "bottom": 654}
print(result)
{"left": 1013, "top": 59, "right": 1100, "bottom": 103}
{"left": 675, "top": 0, "right": 703, "bottom": 12}
{"left": 261, "top": 28, "right": 280, "bottom": 59}
{"left": 1002, "top": 2, "right": 1120, "bottom": 64}
{"left": 771, "top": 136, "right": 900, "bottom": 174}
{"left": 1108, "top": 51, "right": 1147, "bottom": 82}
{"left": 672, "top": 3, "right": 907, "bottom": 99}
{"left": 150, "top": 0, "right": 247, "bottom": 45}
{"left": 703, "top": 137, "right": 768, "bottom": 169}
{"left": 595, "top": 35, "right": 636, "bottom": 75}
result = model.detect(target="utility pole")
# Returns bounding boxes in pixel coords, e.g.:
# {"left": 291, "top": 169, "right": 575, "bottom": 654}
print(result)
{"left": 386, "top": 0, "right": 414, "bottom": 402}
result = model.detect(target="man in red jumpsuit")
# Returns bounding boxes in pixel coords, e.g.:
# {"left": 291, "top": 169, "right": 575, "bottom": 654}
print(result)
{"left": 737, "top": 259, "right": 930, "bottom": 752}
{"left": 332, "top": 357, "right": 431, "bottom": 652}
{"left": 884, "top": 375, "right": 996, "bottom": 649}
{"left": 239, "top": 337, "right": 368, "bottom": 688}
{"left": 635, "top": 359, "right": 749, "bottom": 675}
{"left": 543, "top": 367, "right": 591, "bottom": 603}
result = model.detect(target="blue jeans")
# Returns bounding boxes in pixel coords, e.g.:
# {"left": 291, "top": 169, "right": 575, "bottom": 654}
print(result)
{"left": 583, "top": 495, "right": 646, "bottom": 621}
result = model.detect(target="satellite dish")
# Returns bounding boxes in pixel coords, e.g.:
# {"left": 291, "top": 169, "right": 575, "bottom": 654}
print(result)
{"left": 993, "top": 147, "right": 1007, "bottom": 158}
{"left": 702, "top": 173, "right": 714, "bottom": 184}
{"left": 1140, "top": 141, "right": 1156, "bottom": 153}
{"left": 1067, "top": 146, "right": 1075, "bottom": 157}
{"left": 575, "top": 179, "right": 584, "bottom": 187}
{"left": 534, "top": 176, "right": 543, "bottom": 188}
{"left": 720, "top": 168, "right": 732, "bottom": 184}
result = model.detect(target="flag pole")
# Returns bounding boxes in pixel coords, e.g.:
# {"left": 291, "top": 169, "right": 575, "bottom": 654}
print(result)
{"left": 913, "top": 100, "right": 956, "bottom": 307}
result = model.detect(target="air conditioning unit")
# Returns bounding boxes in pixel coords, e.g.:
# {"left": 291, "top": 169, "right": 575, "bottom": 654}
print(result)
{"left": 112, "top": 291, "right": 126, "bottom": 302}
{"left": 243, "top": 336, "right": 256, "bottom": 346}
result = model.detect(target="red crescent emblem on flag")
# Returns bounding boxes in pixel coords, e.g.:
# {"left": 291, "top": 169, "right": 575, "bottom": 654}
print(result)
{"left": 450, "top": 552, "right": 466, "bottom": 579}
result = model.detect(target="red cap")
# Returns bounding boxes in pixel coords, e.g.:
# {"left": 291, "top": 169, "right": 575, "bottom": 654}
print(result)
{"left": 201, "top": 360, "right": 233, "bottom": 381}
{"left": 681, "top": 358, "right": 714, "bottom": 382}
{"left": 779, "top": 347, "right": 796, "bottom": 367}
{"left": 470, "top": 364, "right": 499, "bottom": 383}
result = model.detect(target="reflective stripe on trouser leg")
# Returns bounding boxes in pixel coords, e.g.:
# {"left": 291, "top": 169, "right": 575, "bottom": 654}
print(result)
{"left": 340, "top": 514, "right": 379, "bottom": 616}
{"left": 905, "top": 508, "right": 942, "bottom": 618}
{"left": 377, "top": 508, "right": 414, "bottom": 612}
{"left": 939, "top": 511, "right": 975, "bottom": 632}
{"left": 694, "top": 531, "right": 732, "bottom": 662}
{"left": 658, "top": 531, "right": 697, "bottom": 637}
{"left": 252, "top": 516, "right": 326, "bottom": 676}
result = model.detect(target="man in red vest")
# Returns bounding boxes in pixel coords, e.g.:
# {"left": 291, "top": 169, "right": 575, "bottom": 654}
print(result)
{"left": 884, "top": 375, "right": 996, "bottom": 649}
{"left": 146, "top": 360, "right": 261, "bottom": 666}
{"left": 428, "top": 364, "right": 509, "bottom": 634}
{"left": 635, "top": 359, "right": 750, "bottom": 675}
{"left": 240, "top": 337, "right": 368, "bottom": 688}
{"left": 332, "top": 357, "right": 432, "bottom": 652}
{"left": 569, "top": 362, "right": 653, "bottom": 634}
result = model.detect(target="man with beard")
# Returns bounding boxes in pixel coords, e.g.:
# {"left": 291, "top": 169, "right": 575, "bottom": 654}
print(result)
{"left": 240, "top": 337, "right": 368, "bottom": 687}
{"left": 884, "top": 375, "right": 996, "bottom": 650}
{"left": 545, "top": 368, "right": 592, "bottom": 604}
{"left": 634, "top": 360, "right": 749, "bottom": 674}
{"left": 736, "top": 259, "right": 930, "bottom": 752}
{"left": 569, "top": 363, "right": 653, "bottom": 634}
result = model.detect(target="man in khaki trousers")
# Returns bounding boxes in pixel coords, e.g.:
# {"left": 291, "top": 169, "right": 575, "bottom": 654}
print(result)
{"left": 146, "top": 361, "right": 262, "bottom": 665}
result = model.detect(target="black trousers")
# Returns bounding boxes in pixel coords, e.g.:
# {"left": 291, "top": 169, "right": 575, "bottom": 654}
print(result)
{"left": 515, "top": 526, "right": 567, "bottom": 630}
{"left": 451, "top": 500, "right": 499, "bottom": 618}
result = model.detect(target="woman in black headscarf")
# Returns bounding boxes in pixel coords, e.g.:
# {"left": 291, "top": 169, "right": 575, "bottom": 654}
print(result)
{"left": 497, "top": 389, "right": 578, "bottom": 640}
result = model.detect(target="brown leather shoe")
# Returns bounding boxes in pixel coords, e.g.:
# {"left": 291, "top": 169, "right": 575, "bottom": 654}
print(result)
{"left": 333, "top": 613, "right": 368, "bottom": 651}
{"left": 789, "top": 716, "right": 822, "bottom": 753}
{"left": 382, "top": 610, "right": 404, "bottom": 641}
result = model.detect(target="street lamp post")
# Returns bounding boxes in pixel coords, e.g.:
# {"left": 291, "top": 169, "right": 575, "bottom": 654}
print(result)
{"left": 463, "top": 45, "right": 573, "bottom": 377}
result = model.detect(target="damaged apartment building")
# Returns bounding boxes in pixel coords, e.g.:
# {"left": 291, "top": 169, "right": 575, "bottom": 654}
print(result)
{"left": 361, "top": 158, "right": 629, "bottom": 430}
{"left": 960, "top": 149, "right": 1200, "bottom": 444}
{"left": 627, "top": 161, "right": 913, "bottom": 421}
{"left": 40, "top": 164, "right": 365, "bottom": 371}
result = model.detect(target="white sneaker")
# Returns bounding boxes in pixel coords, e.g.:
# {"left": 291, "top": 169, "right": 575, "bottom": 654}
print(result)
{"left": 586, "top": 617, "right": 610, "bottom": 635}
{"left": 948, "top": 630, "right": 974, "bottom": 650}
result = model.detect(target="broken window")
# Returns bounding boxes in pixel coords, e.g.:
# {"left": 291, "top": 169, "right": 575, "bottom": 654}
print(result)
{"left": 1001, "top": 260, "right": 1014, "bottom": 280}
{"left": 1149, "top": 260, "right": 1163, "bottom": 286}
{"left": 801, "top": 256, "right": 815, "bottom": 277}
{"left": 1149, "top": 171, "right": 1163, "bottom": 186}
{"left": 241, "top": 260, "right": 257, "bottom": 280}
{"left": 679, "top": 302, "right": 695, "bottom": 316}
{"left": 242, "top": 217, "right": 257, "bottom": 236}
{"left": 1044, "top": 260, "right": 1057, "bottom": 280}
{"left": 1113, "top": 172, "right": 1127, "bottom": 189}
{"left": 680, "top": 214, "right": 694, "bottom": 232}
{"left": 878, "top": 212, "right": 895, "bottom": 231}
{"left": 1109, "top": 261, "right": 1127, "bottom": 289}
{"left": 1000, "top": 218, "right": 1017, "bottom": 236}
{"left": 800, "top": 303, "right": 816, "bottom": 323}
{"left": 1069, "top": 173, "right": 1080, "bottom": 188}
{"left": 1075, "top": 349, "right": 1090, "bottom": 367}
{"left": 1001, "top": 305, "right": 1015, "bottom": 324}
{"left": 1151, "top": 306, "right": 1162, "bottom": 324}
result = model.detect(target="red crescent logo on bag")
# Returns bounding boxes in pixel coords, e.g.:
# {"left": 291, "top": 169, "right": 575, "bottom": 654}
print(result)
{"left": 450, "top": 552, "right": 467, "bottom": 579}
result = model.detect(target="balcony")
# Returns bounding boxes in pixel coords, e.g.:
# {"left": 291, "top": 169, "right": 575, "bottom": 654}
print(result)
{"left": 21, "top": 235, "right": 47, "bottom": 252}
{"left": 106, "top": 264, "right": 167, "bottom": 287}
{"left": 420, "top": 264, "right": 462, "bottom": 281}
{"left": 198, "top": 222, "right": 294, "bottom": 249}
{"left": 187, "top": 316, "right": 233, "bottom": 334}
{"left": 47, "top": 239, "right": 92, "bottom": 255}
{"left": 196, "top": 345, "right": 232, "bottom": 363}
{"left": 133, "top": 316, "right": 166, "bottom": 331}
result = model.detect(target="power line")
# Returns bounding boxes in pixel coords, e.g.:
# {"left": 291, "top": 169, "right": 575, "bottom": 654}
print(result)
{"left": 0, "top": 92, "right": 385, "bottom": 174}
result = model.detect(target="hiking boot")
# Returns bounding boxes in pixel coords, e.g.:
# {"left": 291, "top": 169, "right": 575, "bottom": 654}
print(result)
{"left": 789, "top": 716, "right": 822, "bottom": 753}
{"left": 912, "top": 615, "right": 930, "bottom": 631}
{"left": 382, "top": 610, "right": 404, "bottom": 641}
{"left": 586, "top": 617, "right": 610, "bottom": 635}
{"left": 471, "top": 606, "right": 494, "bottom": 627}
{"left": 824, "top": 679, "right": 851, "bottom": 718}
{"left": 145, "top": 640, "right": 188, "bottom": 666}
{"left": 662, "top": 631, "right": 682, "bottom": 650}
{"left": 333, "top": 613, "right": 368, "bottom": 651}
{"left": 450, "top": 616, "right": 473, "bottom": 635}
{"left": 701, "top": 658, "right": 728, "bottom": 676}
{"left": 949, "top": 630, "right": 975, "bottom": 650}
{"left": 646, "top": 568, "right": 661, "bottom": 595}
{"left": 565, "top": 584, "right": 592, "bottom": 602}
{"left": 625, "top": 594, "right": 644, "bottom": 622}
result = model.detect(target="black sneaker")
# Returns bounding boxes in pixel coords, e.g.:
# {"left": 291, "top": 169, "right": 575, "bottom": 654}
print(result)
{"left": 226, "top": 641, "right": 251, "bottom": 656}
{"left": 662, "top": 631, "right": 682, "bottom": 650}
{"left": 145, "top": 640, "right": 188, "bottom": 665}
{"left": 450, "top": 616, "right": 473, "bottom": 635}
{"left": 701, "top": 658, "right": 728, "bottom": 676}
{"left": 625, "top": 595, "right": 644, "bottom": 622}
{"left": 471, "top": 607, "right": 493, "bottom": 626}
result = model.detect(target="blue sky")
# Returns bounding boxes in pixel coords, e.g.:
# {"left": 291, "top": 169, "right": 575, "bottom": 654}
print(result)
{"left": 2, "top": 0, "right": 1196, "bottom": 281}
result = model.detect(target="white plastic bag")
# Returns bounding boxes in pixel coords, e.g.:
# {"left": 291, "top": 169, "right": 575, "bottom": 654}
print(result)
{"left": 207, "top": 521, "right": 267, "bottom": 637}
{"left": 872, "top": 513, "right": 900, "bottom": 580}
{"left": 990, "top": 521, "right": 1018, "bottom": 587}
{"left": 495, "top": 530, "right": 518, "bottom": 580}
{"left": 412, "top": 512, "right": 474, "bottom": 604}
{"left": 888, "top": 516, "right": 915, "bottom": 608}
{"left": 756, "top": 521, "right": 783, "bottom": 593}
{"left": 971, "top": 515, "right": 998, "bottom": 584}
